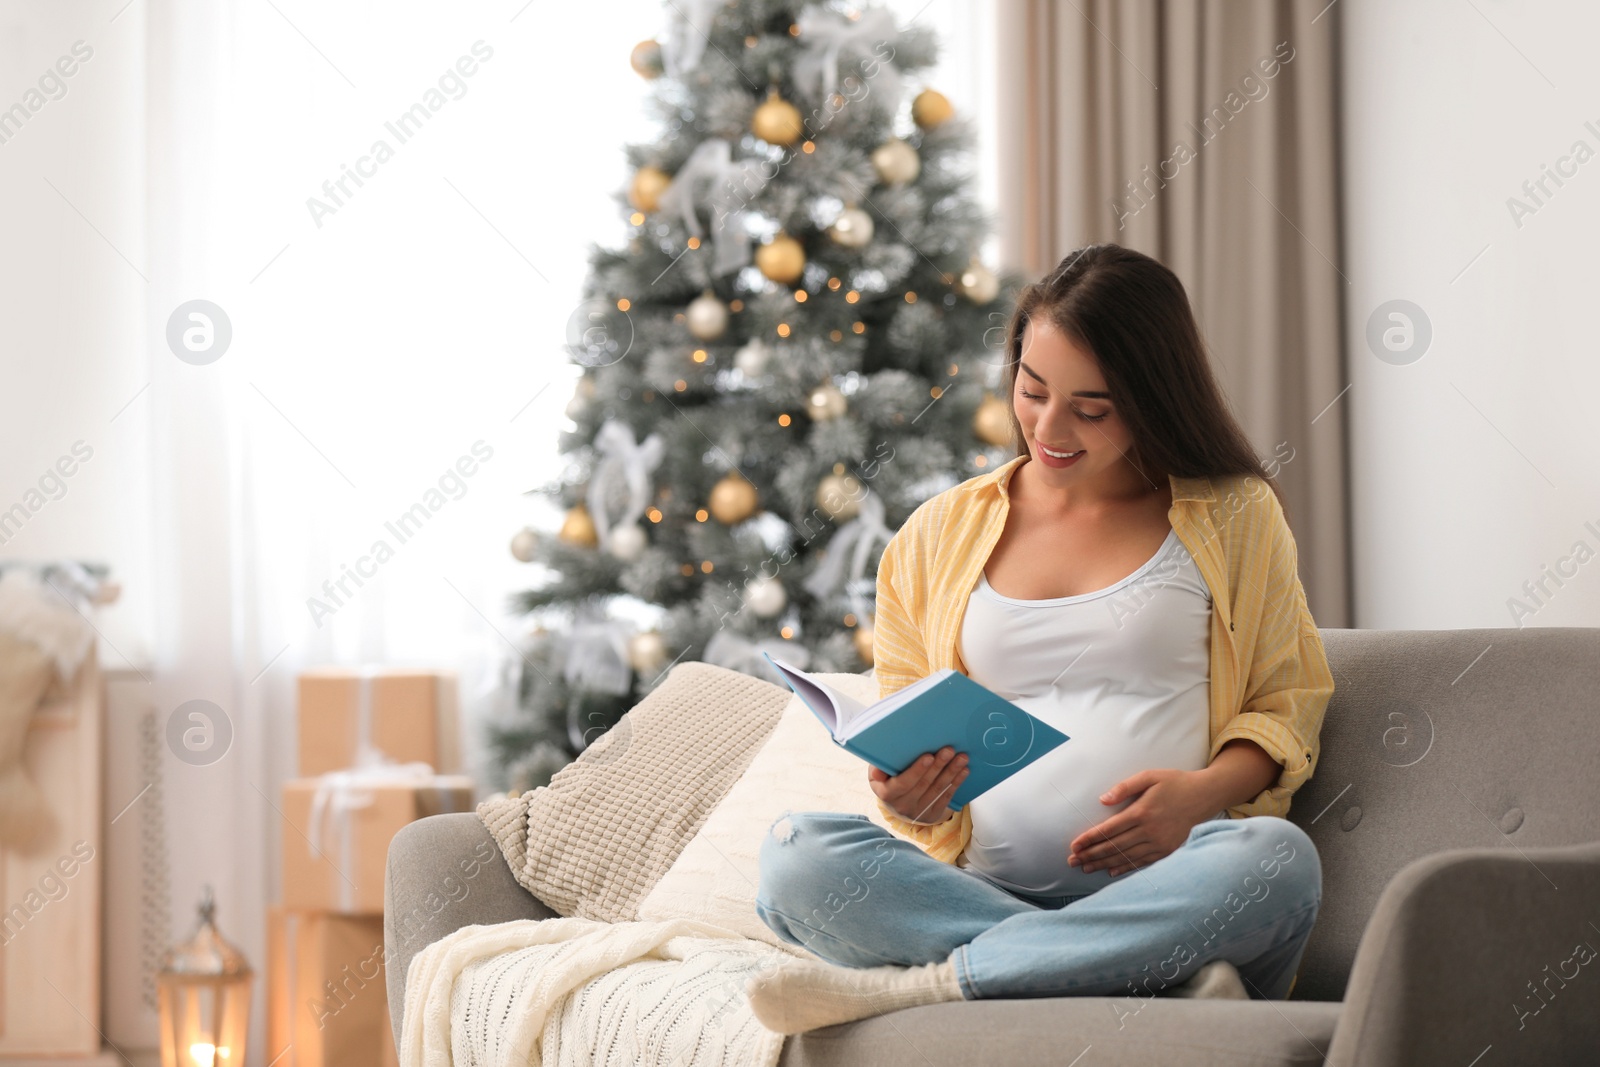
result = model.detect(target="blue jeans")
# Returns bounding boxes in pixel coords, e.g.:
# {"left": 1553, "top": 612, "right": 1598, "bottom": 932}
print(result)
{"left": 754, "top": 811, "right": 1321, "bottom": 1002}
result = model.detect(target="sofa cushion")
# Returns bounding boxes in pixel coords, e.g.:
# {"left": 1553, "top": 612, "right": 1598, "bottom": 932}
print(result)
{"left": 636, "top": 670, "right": 890, "bottom": 949}
{"left": 778, "top": 997, "right": 1341, "bottom": 1067}
{"left": 477, "top": 660, "right": 791, "bottom": 922}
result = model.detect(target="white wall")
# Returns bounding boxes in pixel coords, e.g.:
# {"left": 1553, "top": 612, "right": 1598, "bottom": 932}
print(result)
{"left": 1343, "top": 0, "right": 1600, "bottom": 630}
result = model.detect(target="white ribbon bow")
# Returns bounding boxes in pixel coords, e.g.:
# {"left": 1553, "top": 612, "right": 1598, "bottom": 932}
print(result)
{"left": 656, "top": 139, "right": 772, "bottom": 278}
{"left": 307, "top": 757, "right": 436, "bottom": 911}
{"left": 793, "top": 5, "right": 904, "bottom": 113}
{"left": 803, "top": 490, "right": 893, "bottom": 621}
{"left": 660, "top": 0, "right": 723, "bottom": 79}
{"left": 586, "top": 418, "right": 665, "bottom": 550}
{"left": 563, "top": 612, "right": 636, "bottom": 696}
{"left": 705, "top": 629, "right": 813, "bottom": 681}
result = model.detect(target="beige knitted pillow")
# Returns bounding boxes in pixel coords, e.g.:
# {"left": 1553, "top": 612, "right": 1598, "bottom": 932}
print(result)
{"left": 635, "top": 670, "right": 891, "bottom": 952}
{"left": 477, "top": 660, "right": 792, "bottom": 922}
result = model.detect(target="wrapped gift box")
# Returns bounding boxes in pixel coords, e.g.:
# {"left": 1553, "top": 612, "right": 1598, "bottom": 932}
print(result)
{"left": 297, "top": 668, "right": 461, "bottom": 777}
{"left": 267, "top": 907, "right": 400, "bottom": 1067}
{"left": 281, "top": 775, "right": 475, "bottom": 914}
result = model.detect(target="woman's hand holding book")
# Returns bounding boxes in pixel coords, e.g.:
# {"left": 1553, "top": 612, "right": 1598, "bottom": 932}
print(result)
{"left": 868, "top": 746, "right": 970, "bottom": 825}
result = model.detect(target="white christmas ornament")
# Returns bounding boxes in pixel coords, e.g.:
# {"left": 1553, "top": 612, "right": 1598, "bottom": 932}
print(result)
{"left": 735, "top": 338, "right": 772, "bottom": 377}
{"left": 605, "top": 522, "right": 647, "bottom": 562}
{"left": 960, "top": 261, "right": 1000, "bottom": 304}
{"left": 828, "top": 207, "right": 874, "bottom": 249}
{"left": 871, "top": 138, "right": 920, "bottom": 185}
{"left": 686, "top": 291, "right": 729, "bottom": 341}
{"left": 742, "top": 575, "right": 787, "bottom": 618}
{"left": 510, "top": 528, "right": 539, "bottom": 562}
{"left": 627, "top": 631, "right": 668, "bottom": 673}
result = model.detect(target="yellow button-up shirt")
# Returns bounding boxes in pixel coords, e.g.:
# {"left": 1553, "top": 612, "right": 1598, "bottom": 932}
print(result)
{"left": 871, "top": 454, "right": 1334, "bottom": 864}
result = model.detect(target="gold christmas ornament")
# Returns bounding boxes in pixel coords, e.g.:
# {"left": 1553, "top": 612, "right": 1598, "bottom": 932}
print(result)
{"left": 806, "top": 380, "right": 848, "bottom": 421}
{"left": 973, "top": 393, "right": 1014, "bottom": 446}
{"left": 816, "top": 472, "right": 864, "bottom": 520}
{"left": 630, "top": 40, "right": 663, "bottom": 79}
{"left": 686, "top": 290, "right": 729, "bottom": 341}
{"left": 627, "top": 630, "right": 669, "bottom": 673}
{"left": 752, "top": 89, "right": 805, "bottom": 145}
{"left": 756, "top": 233, "right": 806, "bottom": 284}
{"left": 958, "top": 260, "right": 1000, "bottom": 304}
{"left": 827, "top": 206, "right": 874, "bottom": 249}
{"left": 871, "top": 138, "right": 921, "bottom": 185}
{"left": 708, "top": 472, "right": 760, "bottom": 524}
{"left": 510, "top": 527, "right": 539, "bottom": 562}
{"left": 559, "top": 503, "right": 599, "bottom": 548}
{"left": 853, "top": 616, "right": 875, "bottom": 665}
{"left": 629, "top": 166, "right": 671, "bottom": 213}
{"left": 912, "top": 88, "right": 954, "bottom": 128}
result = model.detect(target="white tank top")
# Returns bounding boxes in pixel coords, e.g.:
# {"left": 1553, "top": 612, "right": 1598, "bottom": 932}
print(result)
{"left": 955, "top": 527, "right": 1216, "bottom": 897}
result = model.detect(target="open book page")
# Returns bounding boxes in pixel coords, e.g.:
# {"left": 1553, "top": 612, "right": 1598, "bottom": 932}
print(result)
{"left": 765, "top": 664, "right": 867, "bottom": 738}
{"left": 763, "top": 653, "right": 953, "bottom": 742}
{"left": 837, "top": 670, "right": 951, "bottom": 740}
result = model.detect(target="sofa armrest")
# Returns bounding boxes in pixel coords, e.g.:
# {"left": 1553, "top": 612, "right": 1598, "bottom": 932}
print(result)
{"left": 384, "top": 812, "right": 558, "bottom": 1047}
{"left": 1329, "top": 839, "right": 1600, "bottom": 1067}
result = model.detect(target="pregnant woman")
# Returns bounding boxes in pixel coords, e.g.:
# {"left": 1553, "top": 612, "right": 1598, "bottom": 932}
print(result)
{"left": 747, "top": 243, "right": 1334, "bottom": 1035}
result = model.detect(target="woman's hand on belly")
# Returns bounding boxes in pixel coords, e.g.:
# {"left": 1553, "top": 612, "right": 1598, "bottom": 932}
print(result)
{"left": 1066, "top": 768, "right": 1223, "bottom": 876}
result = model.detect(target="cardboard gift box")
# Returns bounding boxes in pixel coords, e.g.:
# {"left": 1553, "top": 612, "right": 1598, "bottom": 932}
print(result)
{"left": 267, "top": 907, "right": 400, "bottom": 1067}
{"left": 281, "top": 774, "right": 475, "bottom": 914}
{"left": 298, "top": 668, "right": 461, "bottom": 777}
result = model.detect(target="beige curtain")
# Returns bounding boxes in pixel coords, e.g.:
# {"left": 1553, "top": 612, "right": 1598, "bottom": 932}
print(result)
{"left": 993, "top": 0, "right": 1351, "bottom": 627}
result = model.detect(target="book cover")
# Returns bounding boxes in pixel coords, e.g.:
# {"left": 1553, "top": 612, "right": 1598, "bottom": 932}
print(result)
{"left": 762, "top": 653, "right": 1069, "bottom": 811}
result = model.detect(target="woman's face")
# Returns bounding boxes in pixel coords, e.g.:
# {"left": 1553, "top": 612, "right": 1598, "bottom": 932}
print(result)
{"left": 1011, "top": 317, "right": 1142, "bottom": 492}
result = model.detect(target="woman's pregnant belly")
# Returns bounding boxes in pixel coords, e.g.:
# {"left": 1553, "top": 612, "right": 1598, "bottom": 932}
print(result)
{"left": 957, "top": 687, "right": 1213, "bottom": 897}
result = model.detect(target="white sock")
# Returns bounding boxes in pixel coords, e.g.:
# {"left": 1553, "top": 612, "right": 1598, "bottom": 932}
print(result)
{"left": 745, "top": 956, "right": 965, "bottom": 1034}
{"left": 1169, "top": 959, "right": 1249, "bottom": 1000}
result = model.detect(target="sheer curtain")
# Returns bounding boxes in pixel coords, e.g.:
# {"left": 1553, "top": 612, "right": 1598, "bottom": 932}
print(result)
{"left": 140, "top": 0, "right": 661, "bottom": 1056}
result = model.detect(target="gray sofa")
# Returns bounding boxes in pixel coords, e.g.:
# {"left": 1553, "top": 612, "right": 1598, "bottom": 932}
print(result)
{"left": 386, "top": 628, "right": 1600, "bottom": 1066}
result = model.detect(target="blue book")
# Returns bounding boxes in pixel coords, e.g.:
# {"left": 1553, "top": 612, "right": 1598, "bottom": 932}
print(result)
{"left": 761, "top": 653, "right": 1070, "bottom": 811}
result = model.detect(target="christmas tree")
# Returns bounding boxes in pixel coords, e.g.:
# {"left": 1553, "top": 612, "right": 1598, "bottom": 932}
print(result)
{"left": 491, "top": 0, "right": 1023, "bottom": 792}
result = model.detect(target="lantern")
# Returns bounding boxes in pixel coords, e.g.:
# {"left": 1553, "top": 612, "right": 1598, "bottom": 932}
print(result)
{"left": 158, "top": 887, "right": 253, "bottom": 1067}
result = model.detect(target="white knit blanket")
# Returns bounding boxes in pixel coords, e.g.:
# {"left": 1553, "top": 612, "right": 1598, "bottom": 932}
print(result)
{"left": 401, "top": 916, "right": 791, "bottom": 1067}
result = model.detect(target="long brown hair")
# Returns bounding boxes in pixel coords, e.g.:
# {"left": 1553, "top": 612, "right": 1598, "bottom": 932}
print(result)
{"left": 1000, "top": 244, "right": 1288, "bottom": 518}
